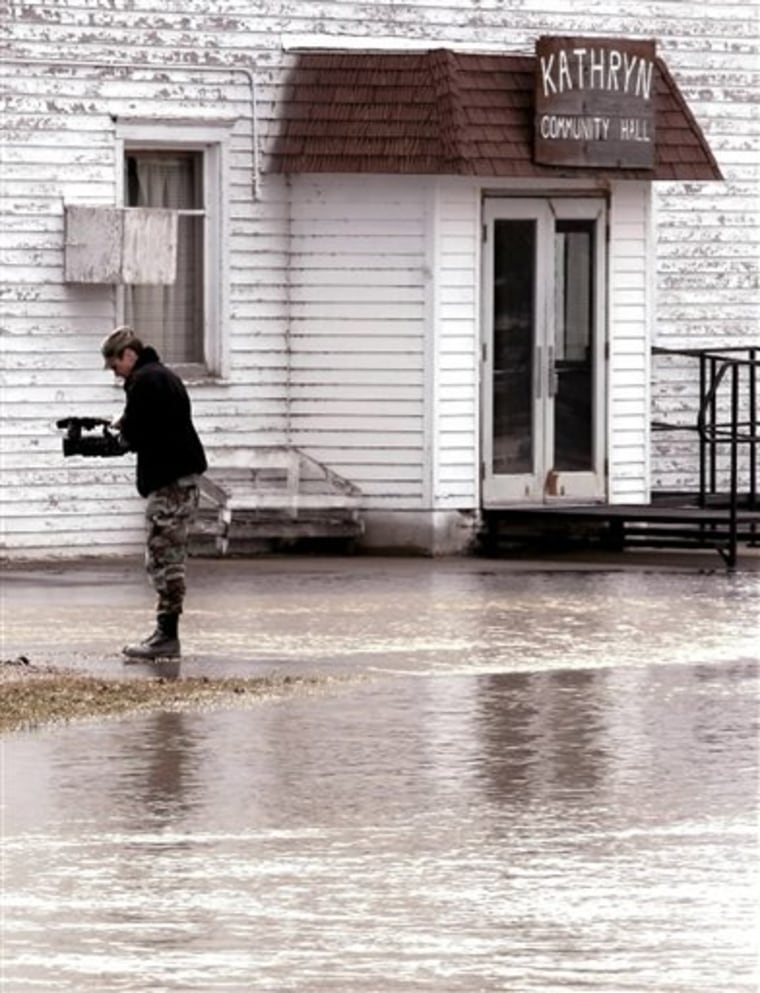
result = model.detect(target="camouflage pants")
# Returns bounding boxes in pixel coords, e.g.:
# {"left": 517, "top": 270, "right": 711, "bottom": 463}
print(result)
{"left": 144, "top": 479, "right": 200, "bottom": 615}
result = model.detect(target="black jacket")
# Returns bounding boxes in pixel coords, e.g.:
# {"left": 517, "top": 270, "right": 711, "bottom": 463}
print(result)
{"left": 120, "top": 347, "right": 207, "bottom": 497}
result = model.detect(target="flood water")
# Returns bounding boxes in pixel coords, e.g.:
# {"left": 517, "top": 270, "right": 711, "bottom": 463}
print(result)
{"left": 2, "top": 560, "right": 759, "bottom": 992}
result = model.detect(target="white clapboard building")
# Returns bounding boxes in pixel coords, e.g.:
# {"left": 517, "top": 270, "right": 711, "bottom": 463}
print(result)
{"left": 1, "top": 2, "right": 757, "bottom": 558}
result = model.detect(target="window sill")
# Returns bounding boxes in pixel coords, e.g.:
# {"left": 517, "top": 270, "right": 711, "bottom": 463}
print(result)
{"left": 184, "top": 374, "right": 230, "bottom": 387}
{"left": 174, "top": 364, "right": 229, "bottom": 386}
{"left": 109, "top": 366, "right": 229, "bottom": 386}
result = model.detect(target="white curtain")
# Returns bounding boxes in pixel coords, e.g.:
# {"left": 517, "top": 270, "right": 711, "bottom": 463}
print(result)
{"left": 125, "top": 154, "right": 203, "bottom": 363}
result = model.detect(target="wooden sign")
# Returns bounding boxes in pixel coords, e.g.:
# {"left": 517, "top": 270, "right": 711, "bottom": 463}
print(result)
{"left": 534, "top": 36, "right": 657, "bottom": 169}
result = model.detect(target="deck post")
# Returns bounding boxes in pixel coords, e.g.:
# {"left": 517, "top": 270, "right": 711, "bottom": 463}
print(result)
{"left": 726, "top": 363, "right": 739, "bottom": 569}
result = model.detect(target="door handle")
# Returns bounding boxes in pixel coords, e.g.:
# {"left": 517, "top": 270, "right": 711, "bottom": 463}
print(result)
{"left": 548, "top": 346, "right": 558, "bottom": 397}
{"left": 535, "top": 346, "right": 542, "bottom": 398}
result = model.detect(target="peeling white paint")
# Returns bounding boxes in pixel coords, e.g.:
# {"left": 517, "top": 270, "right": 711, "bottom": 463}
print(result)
{"left": 1, "top": 1, "right": 757, "bottom": 557}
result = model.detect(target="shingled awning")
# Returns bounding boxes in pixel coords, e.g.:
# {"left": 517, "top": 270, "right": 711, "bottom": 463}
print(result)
{"left": 268, "top": 49, "right": 722, "bottom": 181}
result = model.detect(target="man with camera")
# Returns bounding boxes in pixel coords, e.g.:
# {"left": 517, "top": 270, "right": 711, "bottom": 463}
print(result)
{"left": 101, "top": 326, "right": 207, "bottom": 660}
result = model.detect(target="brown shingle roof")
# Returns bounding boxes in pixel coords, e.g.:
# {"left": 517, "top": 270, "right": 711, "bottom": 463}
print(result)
{"left": 268, "top": 49, "right": 722, "bottom": 181}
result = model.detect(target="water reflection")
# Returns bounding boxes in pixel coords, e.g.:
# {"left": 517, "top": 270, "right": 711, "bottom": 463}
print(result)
{"left": 476, "top": 669, "right": 608, "bottom": 804}
{"left": 2, "top": 565, "right": 759, "bottom": 992}
{"left": 3, "top": 658, "right": 758, "bottom": 993}
{"left": 123, "top": 712, "right": 200, "bottom": 826}
{"left": 475, "top": 661, "right": 760, "bottom": 833}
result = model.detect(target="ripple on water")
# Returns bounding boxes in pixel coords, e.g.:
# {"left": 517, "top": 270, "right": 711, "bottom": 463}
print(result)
{"left": 2, "top": 568, "right": 758, "bottom": 993}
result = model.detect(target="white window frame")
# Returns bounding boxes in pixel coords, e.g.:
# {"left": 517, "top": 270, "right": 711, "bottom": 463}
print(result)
{"left": 115, "top": 119, "right": 231, "bottom": 380}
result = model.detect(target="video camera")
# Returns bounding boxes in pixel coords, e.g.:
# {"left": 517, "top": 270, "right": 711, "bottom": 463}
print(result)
{"left": 56, "top": 417, "right": 129, "bottom": 458}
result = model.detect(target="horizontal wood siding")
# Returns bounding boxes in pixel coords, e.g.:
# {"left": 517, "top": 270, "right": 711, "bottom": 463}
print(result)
{"left": 432, "top": 180, "right": 480, "bottom": 507}
{"left": 646, "top": 7, "right": 757, "bottom": 492}
{"left": 1, "top": 56, "right": 279, "bottom": 556}
{"left": 607, "top": 183, "right": 652, "bottom": 502}
{"left": 285, "top": 175, "right": 427, "bottom": 507}
{"left": 1, "top": 1, "right": 756, "bottom": 556}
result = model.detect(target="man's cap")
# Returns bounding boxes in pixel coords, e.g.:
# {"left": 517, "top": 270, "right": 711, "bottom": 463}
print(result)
{"left": 101, "top": 326, "right": 140, "bottom": 366}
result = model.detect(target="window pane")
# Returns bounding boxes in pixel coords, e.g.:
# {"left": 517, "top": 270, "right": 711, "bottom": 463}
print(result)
{"left": 124, "top": 151, "right": 204, "bottom": 364}
{"left": 554, "top": 220, "right": 594, "bottom": 471}
{"left": 492, "top": 220, "right": 535, "bottom": 475}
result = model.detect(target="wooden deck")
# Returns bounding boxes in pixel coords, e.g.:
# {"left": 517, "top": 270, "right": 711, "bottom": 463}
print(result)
{"left": 479, "top": 496, "right": 760, "bottom": 567}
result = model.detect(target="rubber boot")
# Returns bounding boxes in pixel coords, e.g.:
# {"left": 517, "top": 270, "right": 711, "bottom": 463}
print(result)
{"left": 122, "top": 612, "right": 180, "bottom": 660}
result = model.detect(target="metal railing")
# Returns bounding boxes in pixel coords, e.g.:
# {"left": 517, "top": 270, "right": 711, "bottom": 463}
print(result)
{"left": 652, "top": 346, "right": 758, "bottom": 566}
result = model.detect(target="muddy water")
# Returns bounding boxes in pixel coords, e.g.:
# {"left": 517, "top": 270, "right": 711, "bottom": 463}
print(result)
{"left": 2, "top": 563, "right": 759, "bottom": 992}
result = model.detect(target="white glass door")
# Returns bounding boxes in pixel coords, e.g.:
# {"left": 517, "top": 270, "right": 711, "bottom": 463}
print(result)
{"left": 482, "top": 198, "right": 607, "bottom": 505}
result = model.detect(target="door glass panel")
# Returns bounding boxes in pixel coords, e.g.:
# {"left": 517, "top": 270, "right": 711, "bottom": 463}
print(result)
{"left": 554, "top": 220, "right": 594, "bottom": 471}
{"left": 492, "top": 220, "right": 535, "bottom": 475}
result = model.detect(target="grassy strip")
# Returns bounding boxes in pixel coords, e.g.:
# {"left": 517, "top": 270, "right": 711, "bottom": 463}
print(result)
{"left": 1, "top": 671, "right": 319, "bottom": 733}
